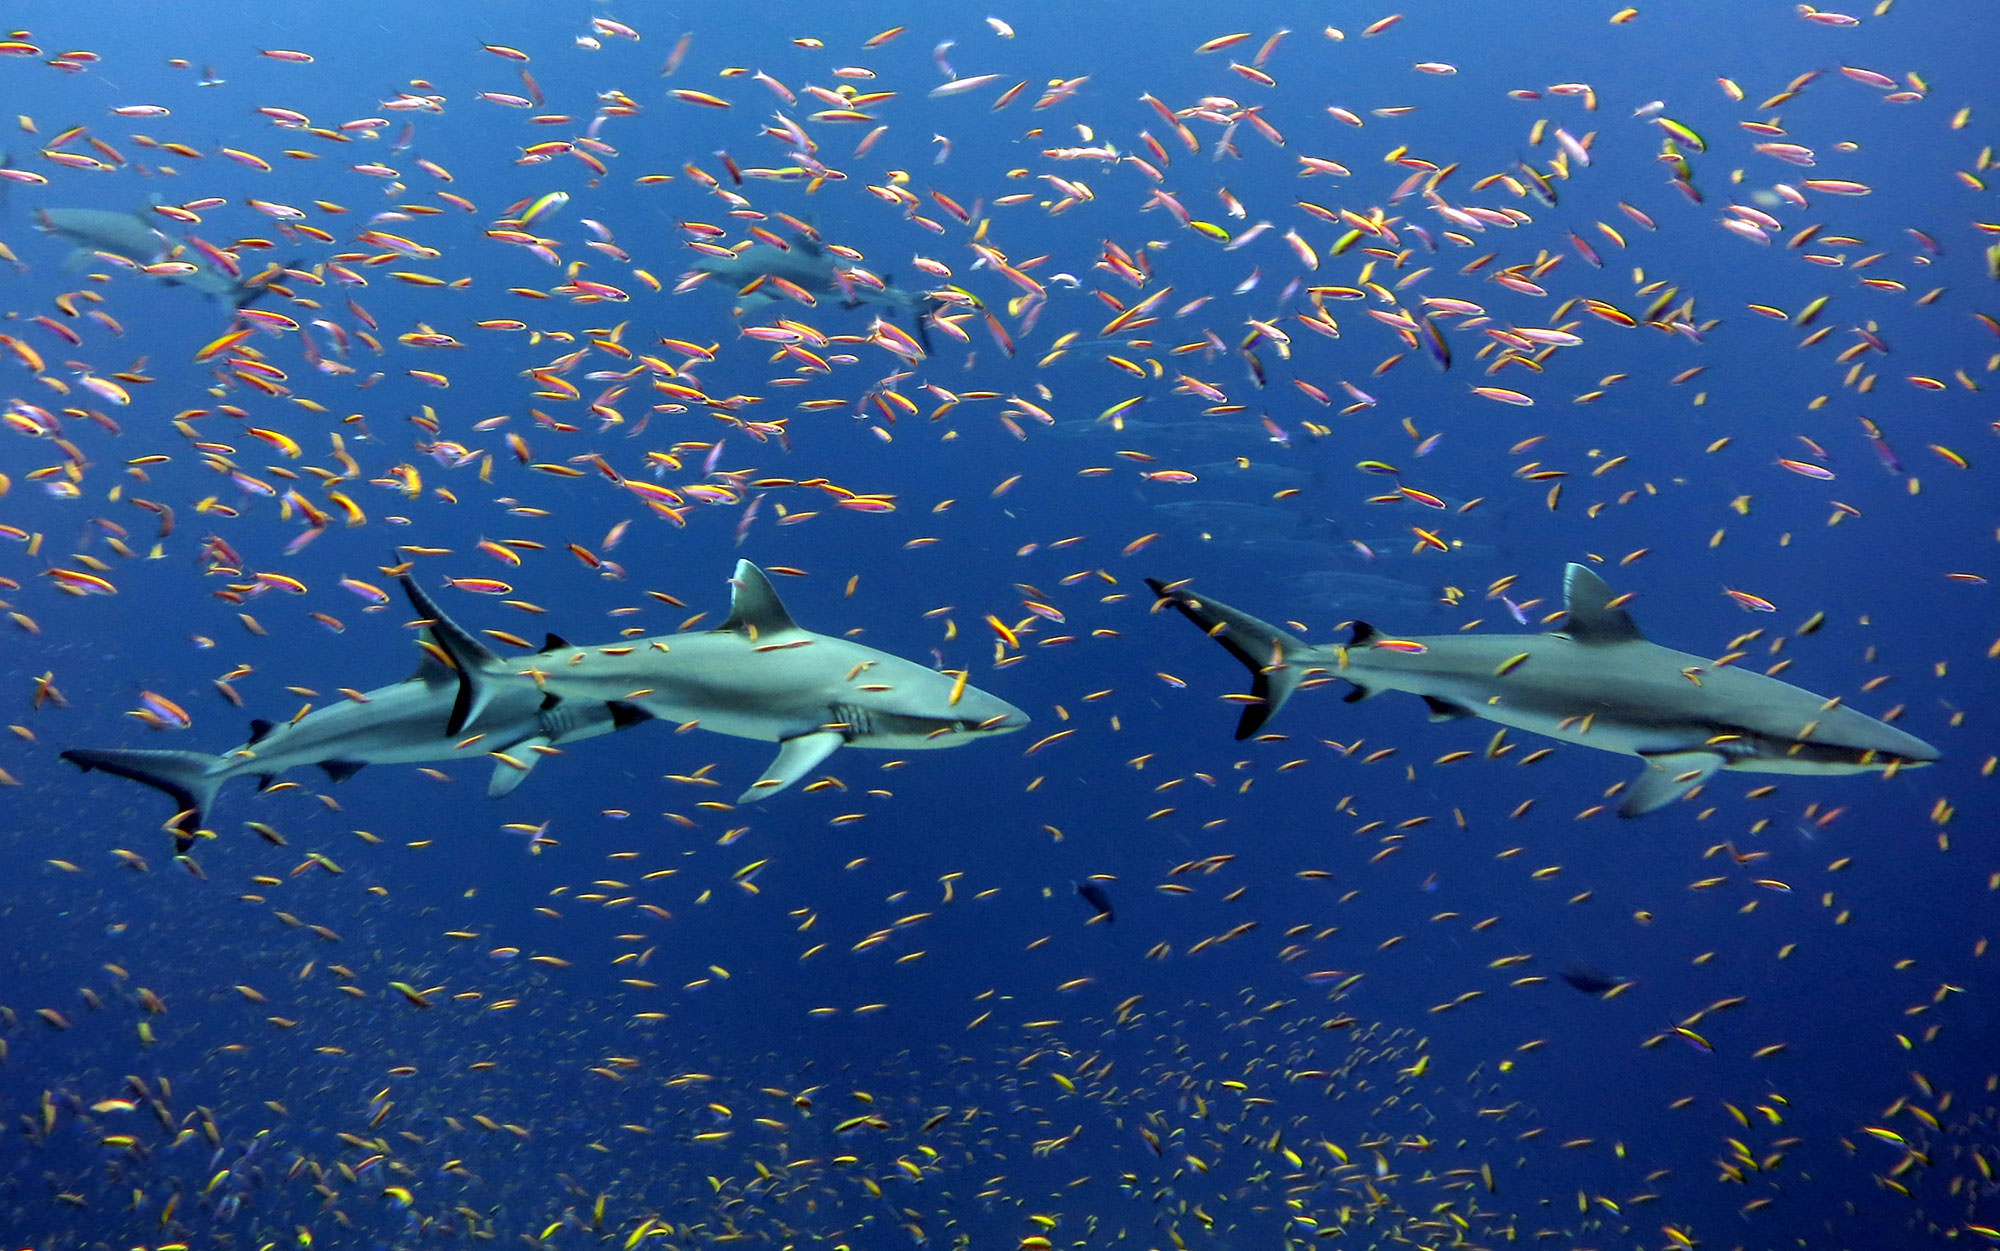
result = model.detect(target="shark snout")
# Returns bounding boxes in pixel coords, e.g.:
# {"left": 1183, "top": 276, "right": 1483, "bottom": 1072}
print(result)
{"left": 954, "top": 688, "right": 1029, "bottom": 736}
{"left": 974, "top": 697, "right": 1031, "bottom": 735}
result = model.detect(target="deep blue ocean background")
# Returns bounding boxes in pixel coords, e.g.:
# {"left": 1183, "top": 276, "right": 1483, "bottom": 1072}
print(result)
{"left": 3, "top": 2, "right": 1999, "bottom": 1247}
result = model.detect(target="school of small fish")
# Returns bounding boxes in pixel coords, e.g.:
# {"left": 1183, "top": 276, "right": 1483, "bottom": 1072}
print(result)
{"left": 0, "top": 6, "right": 1996, "bottom": 1249}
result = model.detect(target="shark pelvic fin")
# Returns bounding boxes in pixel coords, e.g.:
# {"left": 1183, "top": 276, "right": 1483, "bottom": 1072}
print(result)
{"left": 1560, "top": 563, "right": 1643, "bottom": 643}
{"left": 1621, "top": 750, "right": 1725, "bottom": 816}
{"left": 739, "top": 730, "right": 842, "bottom": 803}
{"left": 722, "top": 561, "right": 800, "bottom": 639}
{"left": 1147, "top": 578, "right": 1314, "bottom": 740}
{"left": 608, "top": 700, "right": 654, "bottom": 730}
{"left": 399, "top": 574, "right": 505, "bottom": 736}
{"left": 319, "top": 759, "right": 366, "bottom": 783}
{"left": 1422, "top": 695, "right": 1472, "bottom": 722}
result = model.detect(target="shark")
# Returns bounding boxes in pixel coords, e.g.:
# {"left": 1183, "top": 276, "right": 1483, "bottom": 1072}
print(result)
{"left": 62, "top": 560, "right": 1027, "bottom": 850}
{"left": 683, "top": 233, "right": 947, "bottom": 348}
{"left": 33, "top": 204, "right": 270, "bottom": 307}
{"left": 1146, "top": 562, "right": 1939, "bottom": 816}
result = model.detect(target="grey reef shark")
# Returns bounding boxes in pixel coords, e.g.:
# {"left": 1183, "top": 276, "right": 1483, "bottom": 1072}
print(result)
{"left": 680, "top": 230, "right": 948, "bottom": 350}
{"left": 1147, "top": 562, "right": 1938, "bottom": 817}
{"left": 63, "top": 560, "right": 1027, "bottom": 852}
{"left": 32, "top": 205, "right": 275, "bottom": 308}
{"left": 3, "top": 153, "right": 269, "bottom": 307}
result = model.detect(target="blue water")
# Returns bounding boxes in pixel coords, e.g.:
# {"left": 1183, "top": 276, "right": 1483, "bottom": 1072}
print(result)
{"left": 3, "top": 2, "right": 1998, "bottom": 1247}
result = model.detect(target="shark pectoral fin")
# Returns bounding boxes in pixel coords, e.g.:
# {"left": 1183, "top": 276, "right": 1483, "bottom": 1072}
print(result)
{"left": 488, "top": 738, "right": 550, "bottom": 798}
{"left": 739, "top": 730, "right": 842, "bottom": 803}
{"left": 1621, "top": 750, "right": 1726, "bottom": 817}
{"left": 1422, "top": 695, "right": 1472, "bottom": 722}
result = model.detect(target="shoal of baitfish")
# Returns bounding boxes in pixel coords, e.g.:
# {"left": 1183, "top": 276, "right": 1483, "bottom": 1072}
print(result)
{"left": 0, "top": 6, "right": 1993, "bottom": 1250}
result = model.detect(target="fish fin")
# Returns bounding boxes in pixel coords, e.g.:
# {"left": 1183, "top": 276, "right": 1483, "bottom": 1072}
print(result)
{"left": 608, "top": 700, "right": 654, "bottom": 730}
{"left": 1559, "top": 563, "right": 1643, "bottom": 643}
{"left": 255, "top": 774, "right": 279, "bottom": 791}
{"left": 1348, "top": 620, "right": 1378, "bottom": 646}
{"left": 1422, "top": 695, "right": 1472, "bottom": 722}
{"left": 488, "top": 737, "right": 549, "bottom": 798}
{"left": 1341, "top": 683, "right": 1375, "bottom": 703}
{"left": 399, "top": 574, "right": 503, "bottom": 735}
{"left": 247, "top": 718, "right": 276, "bottom": 744}
{"left": 722, "top": 560, "right": 801, "bottom": 638}
{"left": 1621, "top": 750, "right": 1725, "bottom": 817}
{"left": 60, "top": 747, "right": 224, "bottom": 853}
{"left": 738, "top": 729, "right": 842, "bottom": 803}
{"left": 318, "top": 759, "right": 366, "bottom": 783}
{"left": 1146, "top": 578, "right": 1317, "bottom": 739}
{"left": 538, "top": 633, "right": 570, "bottom": 653}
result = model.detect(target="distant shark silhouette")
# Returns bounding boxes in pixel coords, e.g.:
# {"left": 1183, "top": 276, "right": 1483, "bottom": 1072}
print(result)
{"left": 63, "top": 561, "right": 1026, "bottom": 850}
{"left": 33, "top": 204, "right": 272, "bottom": 308}
{"left": 683, "top": 233, "right": 946, "bottom": 349}
{"left": 1148, "top": 562, "right": 1938, "bottom": 816}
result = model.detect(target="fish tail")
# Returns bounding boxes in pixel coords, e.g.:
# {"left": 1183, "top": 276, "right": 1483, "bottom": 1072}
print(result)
{"left": 60, "top": 747, "right": 226, "bottom": 852}
{"left": 1146, "top": 579, "right": 1314, "bottom": 739}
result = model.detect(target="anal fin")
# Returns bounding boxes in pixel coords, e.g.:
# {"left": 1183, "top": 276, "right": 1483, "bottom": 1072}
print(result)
{"left": 319, "top": 759, "right": 366, "bottom": 783}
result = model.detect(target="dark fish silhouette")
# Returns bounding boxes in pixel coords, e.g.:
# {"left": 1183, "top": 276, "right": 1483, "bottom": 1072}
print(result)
{"left": 1560, "top": 966, "right": 1622, "bottom": 997}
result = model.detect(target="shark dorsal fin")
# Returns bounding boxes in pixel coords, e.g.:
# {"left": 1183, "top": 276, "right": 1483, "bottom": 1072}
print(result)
{"left": 1559, "top": 563, "right": 1643, "bottom": 643}
{"left": 399, "top": 575, "right": 505, "bottom": 735}
{"left": 247, "top": 718, "right": 276, "bottom": 745}
{"left": 722, "top": 561, "right": 800, "bottom": 638}
{"left": 1348, "top": 621, "right": 1378, "bottom": 646}
{"left": 539, "top": 633, "right": 570, "bottom": 653}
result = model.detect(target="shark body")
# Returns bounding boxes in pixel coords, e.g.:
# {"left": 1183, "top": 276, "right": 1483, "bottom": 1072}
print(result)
{"left": 63, "top": 561, "right": 1025, "bottom": 849}
{"left": 35, "top": 206, "right": 267, "bottom": 307}
{"left": 684, "top": 234, "right": 945, "bottom": 346}
{"left": 1148, "top": 563, "right": 1938, "bottom": 816}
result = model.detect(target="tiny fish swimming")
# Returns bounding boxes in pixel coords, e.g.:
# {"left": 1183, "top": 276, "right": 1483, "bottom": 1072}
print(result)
{"left": 1148, "top": 563, "right": 1938, "bottom": 816}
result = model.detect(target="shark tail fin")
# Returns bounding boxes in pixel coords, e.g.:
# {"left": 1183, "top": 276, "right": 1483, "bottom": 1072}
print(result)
{"left": 61, "top": 747, "right": 224, "bottom": 852}
{"left": 398, "top": 573, "right": 504, "bottom": 735}
{"left": 1147, "top": 579, "right": 1314, "bottom": 740}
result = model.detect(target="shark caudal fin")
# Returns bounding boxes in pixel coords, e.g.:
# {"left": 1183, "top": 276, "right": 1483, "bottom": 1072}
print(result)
{"left": 399, "top": 573, "right": 505, "bottom": 735}
{"left": 1146, "top": 578, "right": 1316, "bottom": 739}
{"left": 61, "top": 747, "right": 225, "bottom": 852}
